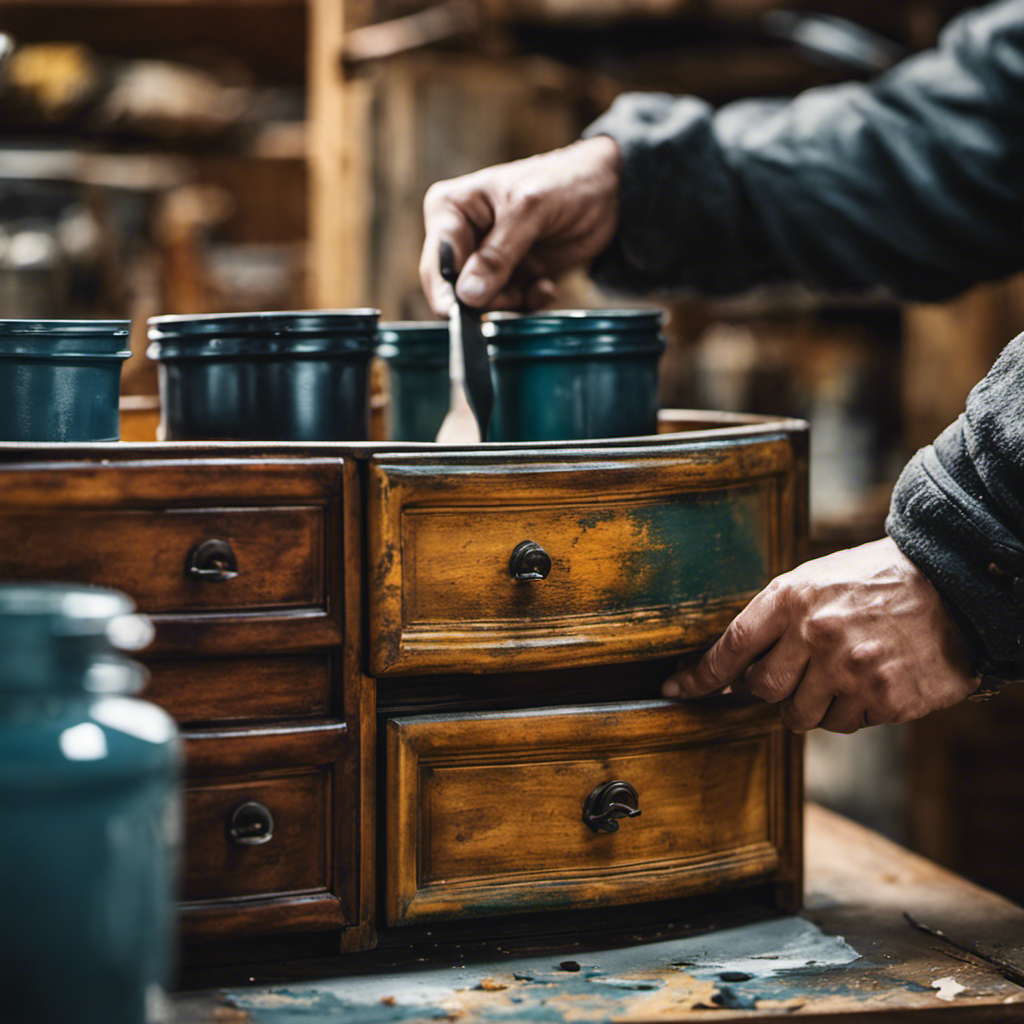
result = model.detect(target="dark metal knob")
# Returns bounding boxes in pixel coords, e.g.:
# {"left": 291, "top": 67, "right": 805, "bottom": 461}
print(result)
{"left": 227, "top": 801, "right": 274, "bottom": 846}
{"left": 186, "top": 539, "right": 238, "bottom": 582}
{"left": 582, "top": 780, "right": 641, "bottom": 834}
{"left": 509, "top": 540, "right": 551, "bottom": 581}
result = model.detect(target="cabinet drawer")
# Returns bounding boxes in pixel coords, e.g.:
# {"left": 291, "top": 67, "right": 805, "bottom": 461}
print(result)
{"left": 368, "top": 433, "right": 802, "bottom": 675}
{"left": 143, "top": 654, "right": 332, "bottom": 725}
{"left": 179, "top": 723, "right": 351, "bottom": 938}
{"left": 0, "top": 459, "right": 346, "bottom": 653}
{"left": 0, "top": 505, "right": 322, "bottom": 614}
{"left": 385, "top": 699, "right": 799, "bottom": 925}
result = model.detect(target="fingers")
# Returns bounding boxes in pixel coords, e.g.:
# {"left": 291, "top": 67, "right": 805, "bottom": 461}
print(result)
{"left": 742, "top": 631, "right": 810, "bottom": 705}
{"left": 420, "top": 187, "right": 487, "bottom": 316}
{"left": 456, "top": 194, "right": 549, "bottom": 309}
{"left": 664, "top": 582, "right": 790, "bottom": 698}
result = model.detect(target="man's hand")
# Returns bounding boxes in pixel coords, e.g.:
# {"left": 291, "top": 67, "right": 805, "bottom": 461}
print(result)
{"left": 663, "top": 537, "right": 980, "bottom": 733}
{"left": 420, "top": 136, "right": 622, "bottom": 316}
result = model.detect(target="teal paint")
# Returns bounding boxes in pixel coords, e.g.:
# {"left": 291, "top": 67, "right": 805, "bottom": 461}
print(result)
{"left": 148, "top": 310, "right": 380, "bottom": 441}
{"left": 485, "top": 310, "right": 665, "bottom": 442}
{"left": 0, "top": 320, "right": 130, "bottom": 441}
{"left": 225, "top": 918, "right": 862, "bottom": 1024}
{"left": 0, "top": 585, "right": 181, "bottom": 1024}
{"left": 377, "top": 322, "right": 450, "bottom": 442}
{"left": 593, "top": 485, "right": 770, "bottom": 610}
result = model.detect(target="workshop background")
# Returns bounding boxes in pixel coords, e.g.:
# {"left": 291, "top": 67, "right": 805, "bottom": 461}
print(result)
{"left": 0, "top": 0, "right": 1017, "bottom": 903}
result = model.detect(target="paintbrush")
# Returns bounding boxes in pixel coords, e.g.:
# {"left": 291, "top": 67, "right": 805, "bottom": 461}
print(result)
{"left": 435, "top": 240, "right": 493, "bottom": 444}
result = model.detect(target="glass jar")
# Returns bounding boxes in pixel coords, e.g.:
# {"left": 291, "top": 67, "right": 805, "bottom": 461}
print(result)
{"left": 0, "top": 584, "right": 180, "bottom": 1024}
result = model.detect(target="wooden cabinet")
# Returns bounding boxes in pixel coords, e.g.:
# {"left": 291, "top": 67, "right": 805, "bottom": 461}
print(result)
{"left": 0, "top": 411, "right": 806, "bottom": 960}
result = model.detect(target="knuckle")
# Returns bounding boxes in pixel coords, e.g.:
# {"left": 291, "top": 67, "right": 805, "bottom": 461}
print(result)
{"left": 780, "top": 700, "right": 811, "bottom": 733}
{"left": 745, "top": 662, "right": 791, "bottom": 704}
{"left": 510, "top": 186, "right": 543, "bottom": 216}
{"left": 844, "top": 638, "right": 884, "bottom": 672}
{"left": 472, "top": 244, "right": 510, "bottom": 274}
{"left": 718, "top": 618, "right": 750, "bottom": 659}
{"left": 802, "top": 611, "right": 839, "bottom": 647}
{"left": 700, "top": 643, "right": 732, "bottom": 690}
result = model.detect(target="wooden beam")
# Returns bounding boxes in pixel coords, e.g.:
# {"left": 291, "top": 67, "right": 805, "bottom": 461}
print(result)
{"left": 308, "top": 0, "right": 375, "bottom": 308}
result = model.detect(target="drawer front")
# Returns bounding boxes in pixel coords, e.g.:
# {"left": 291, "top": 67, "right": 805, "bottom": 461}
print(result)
{"left": 368, "top": 434, "right": 803, "bottom": 675}
{"left": 0, "top": 460, "right": 345, "bottom": 653}
{"left": 385, "top": 699, "right": 797, "bottom": 925}
{"left": 179, "top": 723, "right": 351, "bottom": 938}
{"left": 143, "top": 654, "right": 332, "bottom": 725}
{"left": 0, "top": 506, "right": 322, "bottom": 613}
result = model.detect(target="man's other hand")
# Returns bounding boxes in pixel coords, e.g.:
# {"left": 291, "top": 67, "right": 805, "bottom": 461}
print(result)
{"left": 663, "top": 537, "right": 980, "bottom": 733}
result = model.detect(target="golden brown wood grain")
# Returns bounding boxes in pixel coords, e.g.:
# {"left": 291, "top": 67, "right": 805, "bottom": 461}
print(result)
{"left": 142, "top": 654, "right": 332, "bottom": 724}
{"left": 385, "top": 698, "right": 792, "bottom": 925}
{"left": 180, "top": 723, "right": 350, "bottom": 938}
{"left": 0, "top": 424, "right": 807, "bottom": 955}
{"left": 367, "top": 432, "right": 800, "bottom": 675}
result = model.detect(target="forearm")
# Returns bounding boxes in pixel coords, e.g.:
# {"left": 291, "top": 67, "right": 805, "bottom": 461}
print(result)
{"left": 586, "top": 0, "right": 1024, "bottom": 299}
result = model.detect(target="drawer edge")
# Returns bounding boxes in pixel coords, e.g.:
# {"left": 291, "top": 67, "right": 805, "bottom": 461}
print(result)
{"left": 389, "top": 842, "right": 782, "bottom": 925}
{"left": 179, "top": 893, "right": 348, "bottom": 939}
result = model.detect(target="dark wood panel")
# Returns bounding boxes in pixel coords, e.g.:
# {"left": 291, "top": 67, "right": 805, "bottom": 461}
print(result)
{"left": 142, "top": 654, "right": 332, "bottom": 724}
{"left": 386, "top": 699, "right": 797, "bottom": 925}
{"left": 179, "top": 723, "right": 351, "bottom": 937}
{"left": 183, "top": 769, "right": 329, "bottom": 902}
{"left": 0, "top": 505, "right": 323, "bottom": 613}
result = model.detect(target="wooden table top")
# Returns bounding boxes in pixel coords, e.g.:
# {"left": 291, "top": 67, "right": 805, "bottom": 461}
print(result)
{"left": 171, "top": 804, "right": 1024, "bottom": 1022}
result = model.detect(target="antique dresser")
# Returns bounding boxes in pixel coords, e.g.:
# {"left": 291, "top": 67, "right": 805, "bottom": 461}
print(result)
{"left": 0, "top": 410, "right": 807, "bottom": 964}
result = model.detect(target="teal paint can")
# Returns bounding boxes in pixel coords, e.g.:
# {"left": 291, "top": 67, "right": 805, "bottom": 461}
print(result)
{"left": 148, "top": 310, "right": 380, "bottom": 441}
{"left": 485, "top": 310, "right": 665, "bottom": 442}
{"left": 0, "top": 585, "right": 180, "bottom": 1024}
{"left": 376, "top": 321, "right": 449, "bottom": 442}
{"left": 0, "top": 320, "right": 131, "bottom": 441}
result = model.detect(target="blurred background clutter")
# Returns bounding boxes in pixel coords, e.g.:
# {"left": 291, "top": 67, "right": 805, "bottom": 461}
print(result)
{"left": 0, "top": 0, "right": 1019, "bottom": 902}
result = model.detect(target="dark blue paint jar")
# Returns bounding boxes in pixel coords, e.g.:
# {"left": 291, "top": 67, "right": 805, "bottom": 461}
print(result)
{"left": 376, "top": 321, "right": 449, "bottom": 442}
{"left": 485, "top": 309, "right": 665, "bottom": 442}
{"left": 0, "top": 320, "right": 131, "bottom": 441}
{"left": 148, "top": 310, "right": 380, "bottom": 441}
{"left": 0, "top": 584, "right": 180, "bottom": 1024}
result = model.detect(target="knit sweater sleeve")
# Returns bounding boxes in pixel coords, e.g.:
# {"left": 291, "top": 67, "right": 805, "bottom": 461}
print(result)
{"left": 886, "top": 333, "right": 1024, "bottom": 678}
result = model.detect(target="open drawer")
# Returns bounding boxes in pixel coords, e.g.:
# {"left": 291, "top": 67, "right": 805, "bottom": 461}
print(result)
{"left": 385, "top": 698, "right": 801, "bottom": 925}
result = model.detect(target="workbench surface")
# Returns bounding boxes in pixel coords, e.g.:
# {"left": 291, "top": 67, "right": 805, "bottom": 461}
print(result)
{"left": 171, "top": 805, "right": 1024, "bottom": 1021}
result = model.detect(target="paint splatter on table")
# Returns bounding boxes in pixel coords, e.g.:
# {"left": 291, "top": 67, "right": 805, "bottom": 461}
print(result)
{"left": 169, "top": 807, "right": 1024, "bottom": 1022}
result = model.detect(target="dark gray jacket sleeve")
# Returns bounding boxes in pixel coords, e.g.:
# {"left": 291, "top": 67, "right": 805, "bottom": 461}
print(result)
{"left": 887, "top": 334, "right": 1024, "bottom": 679}
{"left": 582, "top": 0, "right": 1024, "bottom": 301}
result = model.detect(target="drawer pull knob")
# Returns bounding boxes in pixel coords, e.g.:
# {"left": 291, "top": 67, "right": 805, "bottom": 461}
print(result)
{"left": 227, "top": 801, "right": 275, "bottom": 845}
{"left": 509, "top": 540, "right": 551, "bottom": 581}
{"left": 582, "top": 780, "right": 641, "bottom": 834}
{"left": 186, "top": 539, "right": 239, "bottom": 582}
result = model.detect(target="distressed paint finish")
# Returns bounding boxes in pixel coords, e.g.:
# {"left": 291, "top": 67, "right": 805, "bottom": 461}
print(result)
{"left": 385, "top": 699, "right": 796, "bottom": 925}
{"left": 367, "top": 428, "right": 804, "bottom": 676}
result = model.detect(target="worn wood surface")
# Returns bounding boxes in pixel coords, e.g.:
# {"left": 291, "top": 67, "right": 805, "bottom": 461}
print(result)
{"left": 367, "top": 426, "right": 804, "bottom": 675}
{"left": 0, "top": 418, "right": 804, "bottom": 961}
{"left": 386, "top": 698, "right": 798, "bottom": 926}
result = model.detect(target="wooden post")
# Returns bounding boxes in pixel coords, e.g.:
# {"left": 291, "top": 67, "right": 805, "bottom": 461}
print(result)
{"left": 308, "top": 0, "right": 375, "bottom": 308}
